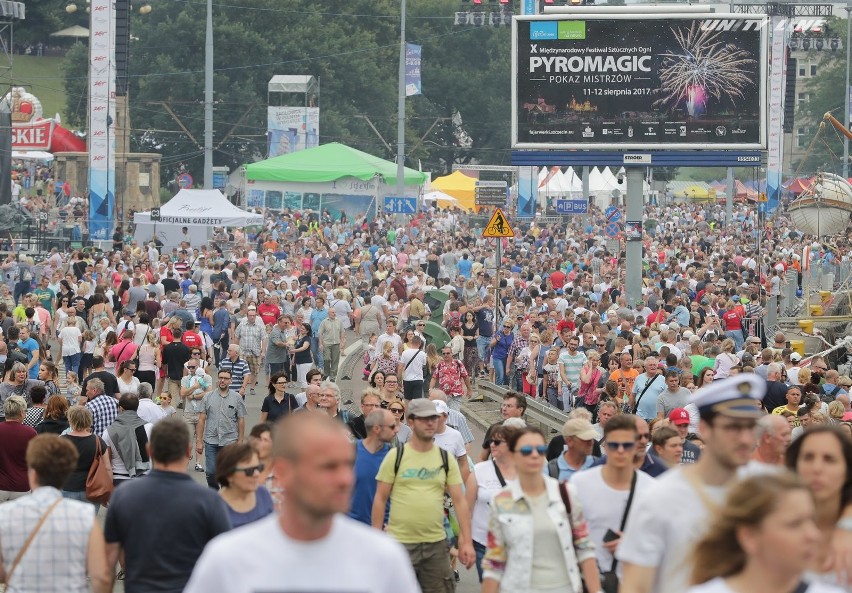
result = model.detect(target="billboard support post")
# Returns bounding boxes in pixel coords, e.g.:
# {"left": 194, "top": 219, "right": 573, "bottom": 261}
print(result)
{"left": 726, "top": 167, "right": 734, "bottom": 225}
{"left": 625, "top": 168, "right": 644, "bottom": 308}
{"left": 582, "top": 166, "right": 590, "bottom": 228}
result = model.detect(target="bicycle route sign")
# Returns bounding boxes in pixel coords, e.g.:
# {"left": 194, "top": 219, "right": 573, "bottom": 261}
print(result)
{"left": 482, "top": 208, "right": 515, "bottom": 238}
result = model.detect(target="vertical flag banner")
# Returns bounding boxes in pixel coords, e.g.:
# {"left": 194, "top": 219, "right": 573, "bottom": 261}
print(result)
{"left": 517, "top": 166, "right": 536, "bottom": 218}
{"left": 766, "top": 16, "right": 788, "bottom": 211}
{"left": 405, "top": 43, "right": 422, "bottom": 97}
{"left": 88, "top": 0, "right": 116, "bottom": 240}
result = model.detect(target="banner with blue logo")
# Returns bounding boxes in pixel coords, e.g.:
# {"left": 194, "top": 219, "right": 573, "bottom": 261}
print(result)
{"left": 88, "top": 0, "right": 116, "bottom": 240}
{"left": 405, "top": 43, "right": 422, "bottom": 97}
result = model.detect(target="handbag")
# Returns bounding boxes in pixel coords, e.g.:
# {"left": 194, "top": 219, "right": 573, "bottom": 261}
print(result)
{"left": 600, "top": 470, "right": 639, "bottom": 593}
{"left": 86, "top": 436, "right": 114, "bottom": 505}
{"left": 1, "top": 498, "right": 61, "bottom": 591}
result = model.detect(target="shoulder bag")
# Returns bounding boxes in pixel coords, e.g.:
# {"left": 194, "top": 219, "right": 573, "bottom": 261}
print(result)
{"left": 2, "top": 498, "right": 62, "bottom": 591}
{"left": 632, "top": 374, "right": 660, "bottom": 415}
{"left": 599, "top": 470, "right": 638, "bottom": 593}
{"left": 86, "top": 436, "right": 114, "bottom": 505}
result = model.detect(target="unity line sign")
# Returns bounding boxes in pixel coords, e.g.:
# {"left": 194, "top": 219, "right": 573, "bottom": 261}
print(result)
{"left": 512, "top": 13, "right": 768, "bottom": 150}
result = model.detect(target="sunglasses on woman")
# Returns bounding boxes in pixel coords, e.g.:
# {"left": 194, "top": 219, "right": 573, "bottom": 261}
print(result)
{"left": 389, "top": 408, "right": 404, "bottom": 414}
{"left": 233, "top": 464, "right": 264, "bottom": 477}
{"left": 517, "top": 445, "right": 548, "bottom": 457}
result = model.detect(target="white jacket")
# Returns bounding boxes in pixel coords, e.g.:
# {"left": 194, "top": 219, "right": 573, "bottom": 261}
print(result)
{"left": 482, "top": 476, "right": 596, "bottom": 593}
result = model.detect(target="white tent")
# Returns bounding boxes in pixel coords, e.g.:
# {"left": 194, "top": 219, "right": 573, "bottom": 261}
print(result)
{"left": 422, "top": 190, "right": 458, "bottom": 205}
{"left": 538, "top": 167, "right": 582, "bottom": 195}
{"left": 134, "top": 189, "right": 263, "bottom": 247}
{"left": 588, "top": 167, "right": 618, "bottom": 193}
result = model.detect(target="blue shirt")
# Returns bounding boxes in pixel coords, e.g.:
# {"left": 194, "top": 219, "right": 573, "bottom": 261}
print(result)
{"left": 349, "top": 440, "right": 391, "bottom": 525}
{"left": 18, "top": 337, "right": 40, "bottom": 379}
{"left": 491, "top": 331, "right": 513, "bottom": 360}
{"left": 458, "top": 258, "right": 472, "bottom": 279}
{"left": 555, "top": 454, "right": 595, "bottom": 481}
{"left": 310, "top": 307, "right": 328, "bottom": 336}
{"left": 632, "top": 373, "right": 666, "bottom": 421}
{"left": 226, "top": 485, "right": 274, "bottom": 529}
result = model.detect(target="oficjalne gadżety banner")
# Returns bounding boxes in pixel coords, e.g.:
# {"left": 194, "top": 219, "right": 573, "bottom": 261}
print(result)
{"left": 512, "top": 14, "right": 767, "bottom": 150}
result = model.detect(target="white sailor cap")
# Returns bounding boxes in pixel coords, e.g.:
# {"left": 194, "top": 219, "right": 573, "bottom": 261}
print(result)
{"left": 691, "top": 375, "right": 765, "bottom": 418}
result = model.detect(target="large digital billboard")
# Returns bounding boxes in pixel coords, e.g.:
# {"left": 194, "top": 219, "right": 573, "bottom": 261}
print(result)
{"left": 512, "top": 14, "right": 768, "bottom": 150}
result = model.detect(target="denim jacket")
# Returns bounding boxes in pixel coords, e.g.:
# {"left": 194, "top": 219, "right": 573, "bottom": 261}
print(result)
{"left": 482, "top": 476, "right": 596, "bottom": 593}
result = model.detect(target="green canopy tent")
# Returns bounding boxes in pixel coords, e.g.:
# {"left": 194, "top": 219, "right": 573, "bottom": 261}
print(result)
{"left": 245, "top": 142, "right": 428, "bottom": 185}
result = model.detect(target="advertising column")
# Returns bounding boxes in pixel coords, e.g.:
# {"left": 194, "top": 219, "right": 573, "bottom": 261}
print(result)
{"left": 765, "top": 16, "right": 788, "bottom": 211}
{"left": 518, "top": 0, "right": 537, "bottom": 220}
{"left": 88, "top": 0, "right": 116, "bottom": 241}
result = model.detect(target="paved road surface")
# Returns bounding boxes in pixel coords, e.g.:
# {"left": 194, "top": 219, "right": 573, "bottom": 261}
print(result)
{"left": 64, "top": 334, "right": 487, "bottom": 592}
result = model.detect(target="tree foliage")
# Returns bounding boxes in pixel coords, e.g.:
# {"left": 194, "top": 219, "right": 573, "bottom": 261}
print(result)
{"left": 59, "top": 0, "right": 513, "bottom": 185}
{"left": 795, "top": 16, "right": 849, "bottom": 175}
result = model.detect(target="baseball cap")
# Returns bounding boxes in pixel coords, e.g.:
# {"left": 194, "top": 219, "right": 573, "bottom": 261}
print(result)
{"left": 562, "top": 418, "right": 598, "bottom": 441}
{"left": 434, "top": 400, "right": 450, "bottom": 416}
{"left": 790, "top": 352, "right": 802, "bottom": 362}
{"left": 407, "top": 399, "right": 439, "bottom": 419}
{"left": 668, "top": 408, "right": 690, "bottom": 425}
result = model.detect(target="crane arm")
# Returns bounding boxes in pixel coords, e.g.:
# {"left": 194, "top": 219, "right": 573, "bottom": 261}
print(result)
{"left": 824, "top": 113, "right": 852, "bottom": 142}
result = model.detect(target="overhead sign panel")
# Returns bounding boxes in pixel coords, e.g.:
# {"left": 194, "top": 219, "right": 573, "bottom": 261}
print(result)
{"left": 512, "top": 14, "right": 768, "bottom": 150}
{"left": 475, "top": 180, "right": 508, "bottom": 206}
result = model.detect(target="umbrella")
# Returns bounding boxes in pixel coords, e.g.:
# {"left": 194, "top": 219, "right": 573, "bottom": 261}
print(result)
{"left": 50, "top": 25, "right": 90, "bottom": 39}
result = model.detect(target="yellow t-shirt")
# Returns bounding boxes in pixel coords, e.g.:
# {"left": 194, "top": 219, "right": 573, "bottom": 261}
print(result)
{"left": 376, "top": 445, "right": 462, "bottom": 544}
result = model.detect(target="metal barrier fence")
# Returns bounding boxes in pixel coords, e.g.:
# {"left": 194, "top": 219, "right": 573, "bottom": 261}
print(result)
{"left": 802, "top": 261, "right": 852, "bottom": 293}
{"left": 477, "top": 380, "right": 569, "bottom": 435}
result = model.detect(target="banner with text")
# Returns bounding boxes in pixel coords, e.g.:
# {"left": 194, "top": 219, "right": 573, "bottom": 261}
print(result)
{"left": 88, "top": 0, "right": 116, "bottom": 240}
{"left": 267, "top": 106, "right": 319, "bottom": 157}
{"left": 405, "top": 43, "right": 422, "bottom": 97}
{"left": 512, "top": 14, "right": 767, "bottom": 149}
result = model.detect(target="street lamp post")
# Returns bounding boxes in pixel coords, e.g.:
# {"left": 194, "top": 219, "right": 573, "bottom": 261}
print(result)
{"left": 395, "top": 0, "right": 406, "bottom": 202}
{"left": 844, "top": 3, "right": 851, "bottom": 179}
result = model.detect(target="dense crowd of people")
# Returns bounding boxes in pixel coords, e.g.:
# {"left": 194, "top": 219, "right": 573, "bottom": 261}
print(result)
{"left": 0, "top": 199, "right": 848, "bottom": 592}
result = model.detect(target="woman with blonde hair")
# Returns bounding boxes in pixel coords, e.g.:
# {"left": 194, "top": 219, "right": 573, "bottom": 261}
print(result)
{"left": 136, "top": 329, "right": 161, "bottom": 391}
{"left": 371, "top": 339, "right": 400, "bottom": 377}
{"left": 713, "top": 339, "right": 739, "bottom": 380}
{"left": 687, "top": 472, "right": 841, "bottom": 593}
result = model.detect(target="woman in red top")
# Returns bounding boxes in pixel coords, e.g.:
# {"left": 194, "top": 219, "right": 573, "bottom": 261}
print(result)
{"left": 109, "top": 329, "right": 138, "bottom": 370}
{"left": 721, "top": 298, "right": 745, "bottom": 350}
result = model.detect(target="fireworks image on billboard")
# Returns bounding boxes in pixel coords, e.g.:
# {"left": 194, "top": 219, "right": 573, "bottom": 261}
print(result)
{"left": 654, "top": 23, "right": 757, "bottom": 117}
{"left": 512, "top": 15, "right": 766, "bottom": 149}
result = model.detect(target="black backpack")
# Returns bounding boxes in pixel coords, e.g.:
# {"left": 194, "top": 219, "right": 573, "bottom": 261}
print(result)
{"left": 393, "top": 444, "right": 449, "bottom": 478}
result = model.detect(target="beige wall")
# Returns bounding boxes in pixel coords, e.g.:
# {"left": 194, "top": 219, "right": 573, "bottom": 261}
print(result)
{"left": 53, "top": 152, "right": 162, "bottom": 217}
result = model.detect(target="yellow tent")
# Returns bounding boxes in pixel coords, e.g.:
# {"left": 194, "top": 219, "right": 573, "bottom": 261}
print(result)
{"left": 430, "top": 170, "right": 476, "bottom": 211}
{"left": 677, "top": 184, "right": 716, "bottom": 201}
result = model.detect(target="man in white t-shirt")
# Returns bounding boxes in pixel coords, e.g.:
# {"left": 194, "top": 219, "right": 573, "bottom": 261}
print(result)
{"left": 58, "top": 318, "right": 83, "bottom": 378}
{"left": 397, "top": 336, "right": 426, "bottom": 401}
{"left": 617, "top": 375, "right": 766, "bottom": 593}
{"left": 184, "top": 412, "right": 418, "bottom": 593}
{"left": 432, "top": 399, "right": 469, "bottom": 484}
{"left": 572, "top": 414, "right": 654, "bottom": 576}
{"left": 375, "top": 320, "right": 403, "bottom": 357}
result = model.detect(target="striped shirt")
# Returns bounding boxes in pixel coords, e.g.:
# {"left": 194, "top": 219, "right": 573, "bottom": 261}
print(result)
{"left": 558, "top": 350, "right": 587, "bottom": 384}
{"left": 218, "top": 357, "right": 251, "bottom": 392}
